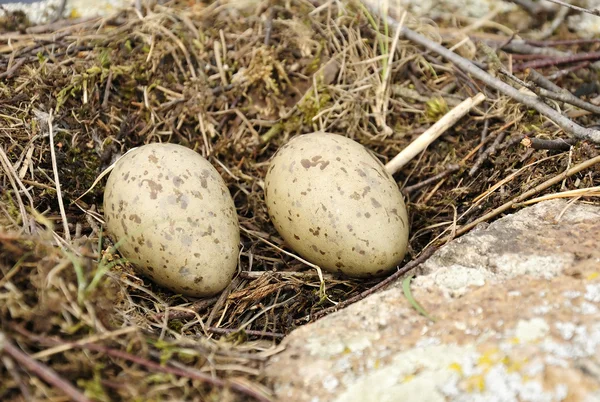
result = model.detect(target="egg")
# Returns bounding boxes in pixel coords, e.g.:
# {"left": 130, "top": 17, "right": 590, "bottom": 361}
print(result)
{"left": 264, "top": 132, "right": 409, "bottom": 277}
{"left": 103, "top": 143, "right": 240, "bottom": 297}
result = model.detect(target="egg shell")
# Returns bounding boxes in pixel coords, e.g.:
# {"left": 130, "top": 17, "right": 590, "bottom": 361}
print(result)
{"left": 264, "top": 132, "right": 409, "bottom": 277}
{"left": 103, "top": 143, "right": 240, "bottom": 297}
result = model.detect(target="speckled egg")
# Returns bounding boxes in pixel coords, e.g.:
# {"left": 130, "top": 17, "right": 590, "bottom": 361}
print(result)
{"left": 103, "top": 143, "right": 240, "bottom": 297}
{"left": 264, "top": 132, "right": 409, "bottom": 277}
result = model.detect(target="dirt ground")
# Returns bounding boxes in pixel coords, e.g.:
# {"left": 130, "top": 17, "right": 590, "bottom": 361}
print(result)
{"left": 1, "top": 1, "right": 600, "bottom": 400}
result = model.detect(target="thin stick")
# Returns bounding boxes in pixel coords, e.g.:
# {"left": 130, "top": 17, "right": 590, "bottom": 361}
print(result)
{"left": 521, "top": 137, "right": 576, "bottom": 151}
{"left": 0, "top": 332, "right": 92, "bottom": 402}
{"left": 543, "top": 0, "right": 600, "bottom": 16}
{"left": 46, "top": 110, "right": 71, "bottom": 241}
{"left": 0, "top": 58, "right": 26, "bottom": 79}
{"left": 0, "top": 147, "right": 30, "bottom": 232}
{"left": 153, "top": 297, "right": 219, "bottom": 321}
{"left": 31, "top": 327, "right": 137, "bottom": 359}
{"left": 313, "top": 246, "right": 437, "bottom": 319}
{"left": 358, "top": 2, "right": 600, "bottom": 143}
{"left": 102, "top": 69, "right": 113, "bottom": 109}
{"left": 402, "top": 164, "right": 461, "bottom": 194}
{"left": 453, "top": 154, "right": 600, "bottom": 237}
{"left": 384, "top": 93, "right": 486, "bottom": 174}
{"left": 514, "top": 51, "right": 600, "bottom": 71}
{"left": 209, "top": 326, "right": 285, "bottom": 339}
{"left": 524, "top": 69, "right": 600, "bottom": 114}
{"left": 516, "top": 186, "right": 600, "bottom": 206}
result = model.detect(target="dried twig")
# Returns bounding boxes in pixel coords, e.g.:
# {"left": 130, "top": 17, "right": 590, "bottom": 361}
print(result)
{"left": 0, "top": 58, "right": 26, "bottom": 79}
{"left": 359, "top": 2, "right": 600, "bottom": 143}
{"left": 523, "top": 69, "right": 600, "bottom": 114}
{"left": 453, "top": 154, "right": 600, "bottom": 237}
{"left": 313, "top": 247, "right": 437, "bottom": 320}
{"left": 514, "top": 51, "right": 600, "bottom": 71}
{"left": 207, "top": 327, "right": 285, "bottom": 339}
{"left": 543, "top": 0, "right": 600, "bottom": 16}
{"left": 470, "top": 130, "right": 508, "bottom": 176}
{"left": 153, "top": 296, "right": 219, "bottom": 321}
{"left": 521, "top": 137, "right": 577, "bottom": 151}
{"left": 385, "top": 93, "right": 486, "bottom": 174}
{"left": 402, "top": 164, "right": 461, "bottom": 194}
{"left": 0, "top": 332, "right": 92, "bottom": 402}
{"left": 45, "top": 110, "right": 71, "bottom": 241}
{"left": 525, "top": 68, "right": 563, "bottom": 93}
{"left": 516, "top": 186, "right": 600, "bottom": 206}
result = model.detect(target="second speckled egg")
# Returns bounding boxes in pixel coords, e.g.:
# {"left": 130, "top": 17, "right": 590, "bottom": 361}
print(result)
{"left": 264, "top": 132, "right": 409, "bottom": 277}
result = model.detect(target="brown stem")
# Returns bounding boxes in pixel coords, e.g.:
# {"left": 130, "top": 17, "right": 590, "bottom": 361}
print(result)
{"left": 313, "top": 247, "right": 438, "bottom": 320}
{"left": 0, "top": 58, "right": 26, "bottom": 80}
{"left": 402, "top": 164, "right": 461, "bottom": 194}
{"left": 521, "top": 137, "right": 577, "bottom": 151}
{"left": 207, "top": 327, "right": 285, "bottom": 339}
{"left": 0, "top": 332, "right": 92, "bottom": 402}
{"left": 514, "top": 51, "right": 600, "bottom": 71}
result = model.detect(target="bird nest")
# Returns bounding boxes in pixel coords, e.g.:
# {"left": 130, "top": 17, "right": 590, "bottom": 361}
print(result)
{"left": 1, "top": 0, "right": 599, "bottom": 400}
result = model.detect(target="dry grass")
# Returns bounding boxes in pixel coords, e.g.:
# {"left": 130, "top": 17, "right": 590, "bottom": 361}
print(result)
{"left": 1, "top": 0, "right": 599, "bottom": 400}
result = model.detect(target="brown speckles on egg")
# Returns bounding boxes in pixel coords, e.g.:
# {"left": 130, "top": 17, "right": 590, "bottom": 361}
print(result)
{"left": 173, "top": 176, "right": 183, "bottom": 187}
{"left": 370, "top": 198, "right": 381, "bottom": 208}
{"left": 141, "top": 179, "right": 163, "bottom": 199}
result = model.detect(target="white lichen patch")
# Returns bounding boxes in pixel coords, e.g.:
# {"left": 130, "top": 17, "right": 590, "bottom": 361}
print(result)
{"left": 495, "top": 254, "right": 573, "bottom": 280}
{"left": 306, "top": 333, "right": 376, "bottom": 357}
{"left": 541, "top": 323, "right": 600, "bottom": 360}
{"left": 514, "top": 318, "right": 550, "bottom": 343}
{"left": 332, "top": 344, "right": 472, "bottom": 402}
{"left": 585, "top": 284, "right": 600, "bottom": 303}
{"left": 413, "top": 265, "right": 492, "bottom": 297}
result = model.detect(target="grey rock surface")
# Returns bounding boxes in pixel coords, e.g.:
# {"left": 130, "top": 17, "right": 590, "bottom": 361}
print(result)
{"left": 1, "top": 0, "right": 131, "bottom": 24}
{"left": 265, "top": 200, "right": 600, "bottom": 402}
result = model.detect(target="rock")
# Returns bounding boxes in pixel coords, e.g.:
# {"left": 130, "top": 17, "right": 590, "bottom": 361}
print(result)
{"left": 1, "top": 0, "right": 131, "bottom": 25}
{"left": 265, "top": 200, "right": 600, "bottom": 401}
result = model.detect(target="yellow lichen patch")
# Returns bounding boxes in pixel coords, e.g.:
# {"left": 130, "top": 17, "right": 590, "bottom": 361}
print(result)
{"left": 402, "top": 374, "right": 415, "bottom": 383}
{"left": 477, "top": 348, "right": 503, "bottom": 371}
{"left": 464, "top": 375, "right": 486, "bottom": 393}
{"left": 504, "top": 356, "right": 527, "bottom": 373}
{"left": 586, "top": 272, "right": 599, "bottom": 280}
{"left": 448, "top": 362, "right": 464, "bottom": 376}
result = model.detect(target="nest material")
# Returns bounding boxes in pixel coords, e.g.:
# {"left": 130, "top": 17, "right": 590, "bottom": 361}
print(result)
{"left": 1, "top": 0, "right": 599, "bottom": 400}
